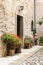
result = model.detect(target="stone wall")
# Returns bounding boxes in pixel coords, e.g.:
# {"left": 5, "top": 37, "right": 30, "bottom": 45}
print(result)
{"left": 0, "top": 0, "right": 34, "bottom": 38}
{"left": 0, "top": 0, "right": 43, "bottom": 41}
{"left": 0, "top": 0, "right": 16, "bottom": 36}
{"left": 14, "top": 0, "right": 33, "bottom": 38}
{"left": 0, "top": 0, "right": 33, "bottom": 57}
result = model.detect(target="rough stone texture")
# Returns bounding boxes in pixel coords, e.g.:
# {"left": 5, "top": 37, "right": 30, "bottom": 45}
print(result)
{"left": 0, "top": 0, "right": 34, "bottom": 55}
{"left": 0, "top": 0, "right": 34, "bottom": 37}
{"left": 0, "top": 0, "right": 43, "bottom": 38}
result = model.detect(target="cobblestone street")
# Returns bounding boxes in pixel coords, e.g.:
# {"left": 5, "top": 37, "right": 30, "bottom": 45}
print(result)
{"left": 21, "top": 48, "right": 43, "bottom": 65}
{"left": 0, "top": 46, "right": 43, "bottom": 65}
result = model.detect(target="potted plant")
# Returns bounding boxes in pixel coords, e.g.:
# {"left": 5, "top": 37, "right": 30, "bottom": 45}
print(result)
{"left": 39, "top": 37, "right": 43, "bottom": 46}
{"left": 24, "top": 37, "right": 32, "bottom": 49}
{"left": 1, "top": 33, "right": 8, "bottom": 57}
{"left": 15, "top": 39, "right": 22, "bottom": 53}
{"left": 38, "top": 18, "right": 43, "bottom": 25}
{"left": 13, "top": 35, "right": 22, "bottom": 53}
{"left": 1, "top": 33, "right": 15, "bottom": 56}
{"left": 8, "top": 34, "right": 22, "bottom": 53}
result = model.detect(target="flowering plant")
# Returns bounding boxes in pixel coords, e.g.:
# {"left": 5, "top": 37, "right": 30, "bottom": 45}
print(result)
{"left": 1, "top": 33, "right": 22, "bottom": 46}
{"left": 9, "top": 34, "right": 22, "bottom": 44}
{"left": 1, "top": 33, "right": 15, "bottom": 45}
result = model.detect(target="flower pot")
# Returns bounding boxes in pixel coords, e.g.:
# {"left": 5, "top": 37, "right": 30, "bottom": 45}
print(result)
{"left": 2, "top": 48, "right": 7, "bottom": 57}
{"left": 15, "top": 47, "right": 21, "bottom": 53}
{"left": 30, "top": 43, "right": 32, "bottom": 48}
{"left": 15, "top": 44, "right": 21, "bottom": 53}
{"left": 6, "top": 43, "right": 15, "bottom": 56}
{"left": 24, "top": 43, "right": 32, "bottom": 49}
{"left": 2, "top": 44, "right": 7, "bottom": 57}
{"left": 9, "top": 49, "right": 15, "bottom": 56}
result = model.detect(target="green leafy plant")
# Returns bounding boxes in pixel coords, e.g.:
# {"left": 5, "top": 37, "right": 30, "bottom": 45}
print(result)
{"left": 1, "top": 33, "right": 15, "bottom": 45}
{"left": 1, "top": 33, "right": 22, "bottom": 55}
{"left": 10, "top": 34, "right": 22, "bottom": 53}
{"left": 39, "top": 37, "right": 43, "bottom": 43}
{"left": 38, "top": 20, "right": 42, "bottom": 25}
{"left": 14, "top": 39, "right": 21, "bottom": 44}
{"left": 24, "top": 37, "right": 32, "bottom": 44}
{"left": 38, "top": 18, "right": 43, "bottom": 25}
{"left": 10, "top": 34, "right": 22, "bottom": 46}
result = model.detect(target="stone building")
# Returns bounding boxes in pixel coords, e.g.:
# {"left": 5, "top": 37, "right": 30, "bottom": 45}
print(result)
{"left": 0, "top": 0, "right": 43, "bottom": 56}
{"left": 0, "top": 0, "right": 34, "bottom": 41}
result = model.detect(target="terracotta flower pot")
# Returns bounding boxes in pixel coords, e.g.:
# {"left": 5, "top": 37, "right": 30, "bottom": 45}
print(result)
{"left": 15, "top": 47, "right": 21, "bottom": 53}
{"left": 9, "top": 49, "right": 15, "bottom": 56}
{"left": 24, "top": 43, "right": 32, "bottom": 49}
{"left": 2, "top": 44, "right": 7, "bottom": 57}
{"left": 15, "top": 44, "right": 21, "bottom": 53}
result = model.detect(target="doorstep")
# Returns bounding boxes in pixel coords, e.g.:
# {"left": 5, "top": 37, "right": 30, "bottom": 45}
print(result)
{"left": 0, "top": 46, "right": 43, "bottom": 65}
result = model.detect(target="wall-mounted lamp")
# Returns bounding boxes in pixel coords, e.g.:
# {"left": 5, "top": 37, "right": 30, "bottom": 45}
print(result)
{"left": 20, "top": 6, "right": 24, "bottom": 10}
{"left": 19, "top": 6, "right": 24, "bottom": 12}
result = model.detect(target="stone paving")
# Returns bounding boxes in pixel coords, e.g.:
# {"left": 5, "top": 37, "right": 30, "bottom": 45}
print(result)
{"left": 21, "top": 48, "right": 43, "bottom": 65}
{"left": 0, "top": 46, "right": 43, "bottom": 65}
{"left": 9, "top": 46, "right": 43, "bottom": 65}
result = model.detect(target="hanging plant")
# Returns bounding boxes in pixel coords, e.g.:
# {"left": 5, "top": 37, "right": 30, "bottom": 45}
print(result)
{"left": 38, "top": 20, "right": 43, "bottom": 25}
{"left": 38, "top": 18, "right": 43, "bottom": 25}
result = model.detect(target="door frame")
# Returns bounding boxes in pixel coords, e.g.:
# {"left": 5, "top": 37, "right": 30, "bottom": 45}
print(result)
{"left": 17, "top": 15, "right": 23, "bottom": 39}
{"left": 15, "top": 14, "right": 24, "bottom": 42}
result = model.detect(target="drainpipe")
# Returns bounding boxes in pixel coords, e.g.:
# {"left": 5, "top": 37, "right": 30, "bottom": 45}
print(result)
{"left": 33, "top": 0, "right": 36, "bottom": 33}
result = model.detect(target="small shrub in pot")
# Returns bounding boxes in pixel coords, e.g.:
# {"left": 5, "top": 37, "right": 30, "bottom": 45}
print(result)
{"left": 24, "top": 37, "right": 32, "bottom": 49}
{"left": 1, "top": 33, "right": 15, "bottom": 56}
{"left": 13, "top": 35, "right": 22, "bottom": 53}
{"left": 9, "top": 34, "right": 22, "bottom": 53}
